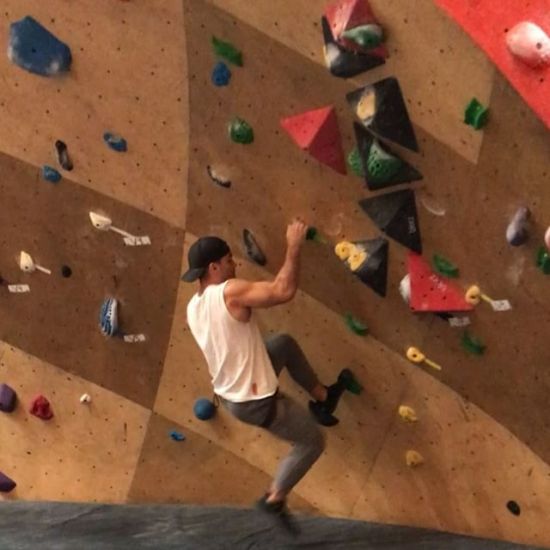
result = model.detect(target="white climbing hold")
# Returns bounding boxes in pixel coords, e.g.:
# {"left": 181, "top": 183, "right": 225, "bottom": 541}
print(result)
{"left": 80, "top": 393, "right": 91, "bottom": 404}
{"left": 18, "top": 251, "right": 51, "bottom": 275}
{"left": 405, "top": 450, "right": 424, "bottom": 467}
{"left": 398, "top": 405, "right": 418, "bottom": 423}
{"left": 399, "top": 274, "right": 411, "bottom": 304}
{"left": 506, "top": 22, "right": 550, "bottom": 68}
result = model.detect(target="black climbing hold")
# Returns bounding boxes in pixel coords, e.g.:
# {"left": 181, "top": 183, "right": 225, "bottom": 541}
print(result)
{"left": 207, "top": 165, "right": 231, "bottom": 188}
{"left": 347, "top": 77, "right": 419, "bottom": 152}
{"left": 506, "top": 500, "right": 521, "bottom": 516}
{"left": 243, "top": 229, "right": 266, "bottom": 266}
{"left": 353, "top": 123, "right": 422, "bottom": 190}
{"left": 55, "top": 140, "right": 73, "bottom": 171}
{"left": 359, "top": 189, "right": 422, "bottom": 253}
{"left": 353, "top": 238, "right": 389, "bottom": 297}
{"left": 321, "top": 17, "right": 384, "bottom": 78}
{"left": 61, "top": 265, "right": 72, "bottom": 278}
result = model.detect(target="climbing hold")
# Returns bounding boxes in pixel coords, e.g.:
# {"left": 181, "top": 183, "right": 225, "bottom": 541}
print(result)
{"left": 193, "top": 398, "right": 216, "bottom": 421}
{"left": 432, "top": 254, "right": 459, "bottom": 278}
{"left": 344, "top": 313, "right": 368, "bottom": 336}
{"left": 229, "top": 117, "right": 254, "bottom": 144}
{"left": 408, "top": 253, "right": 472, "bottom": 312}
{"left": 41, "top": 165, "right": 62, "bottom": 183}
{"left": 212, "top": 36, "right": 243, "bottom": 66}
{"left": 465, "top": 285, "right": 494, "bottom": 306}
{"left": 506, "top": 500, "right": 521, "bottom": 516}
{"left": 206, "top": 165, "right": 231, "bottom": 188}
{"left": 104, "top": 132, "right": 128, "bottom": 153}
{"left": 18, "top": 251, "right": 51, "bottom": 275}
{"left": 347, "top": 147, "right": 365, "bottom": 177}
{"left": 338, "top": 368, "right": 362, "bottom": 394}
{"left": 211, "top": 61, "right": 231, "bottom": 86}
{"left": 99, "top": 297, "right": 119, "bottom": 337}
{"left": 80, "top": 393, "right": 91, "bottom": 404}
{"left": 0, "top": 472, "right": 16, "bottom": 493}
{"left": 170, "top": 430, "right": 186, "bottom": 441}
{"left": 359, "top": 189, "right": 422, "bottom": 253}
{"left": 243, "top": 229, "right": 267, "bottom": 266}
{"left": 398, "top": 405, "right": 417, "bottom": 423}
{"left": 464, "top": 98, "right": 489, "bottom": 130}
{"left": 405, "top": 450, "right": 424, "bottom": 467}
{"left": 321, "top": 17, "right": 384, "bottom": 78}
{"left": 0, "top": 383, "right": 17, "bottom": 413}
{"left": 406, "top": 346, "right": 442, "bottom": 371}
{"left": 353, "top": 124, "right": 422, "bottom": 190}
{"left": 545, "top": 226, "right": 550, "bottom": 252}
{"left": 341, "top": 24, "right": 383, "bottom": 49}
{"left": 306, "top": 227, "right": 327, "bottom": 244}
{"left": 461, "top": 331, "right": 486, "bottom": 355}
{"left": 336, "top": 238, "right": 389, "bottom": 297}
{"left": 399, "top": 274, "right": 411, "bottom": 304}
{"left": 55, "top": 140, "right": 73, "bottom": 171}
{"left": 506, "top": 207, "right": 530, "bottom": 246}
{"left": 536, "top": 247, "right": 550, "bottom": 275}
{"left": 8, "top": 16, "right": 72, "bottom": 76}
{"left": 281, "top": 106, "right": 346, "bottom": 174}
{"left": 506, "top": 22, "right": 550, "bottom": 68}
{"left": 61, "top": 265, "right": 72, "bottom": 278}
{"left": 347, "top": 78, "right": 419, "bottom": 152}
{"left": 29, "top": 395, "right": 54, "bottom": 420}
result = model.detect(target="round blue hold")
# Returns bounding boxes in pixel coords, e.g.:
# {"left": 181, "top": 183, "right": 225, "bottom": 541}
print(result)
{"left": 211, "top": 61, "right": 231, "bottom": 87}
{"left": 193, "top": 398, "right": 216, "bottom": 420}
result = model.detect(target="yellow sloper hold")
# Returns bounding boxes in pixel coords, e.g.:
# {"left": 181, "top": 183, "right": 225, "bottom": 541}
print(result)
{"left": 335, "top": 241, "right": 355, "bottom": 261}
{"left": 348, "top": 250, "right": 368, "bottom": 272}
{"left": 406, "top": 450, "right": 424, "bottom": 467}
{"left": 398, "top": 405, "right": 418, "bottom": 422}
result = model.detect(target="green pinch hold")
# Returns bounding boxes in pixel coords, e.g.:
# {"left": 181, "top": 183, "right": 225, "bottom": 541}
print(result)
{"left": 341, "top": 24, "right": 383, "bottom": 50}
{"left": 344, "top": 312, "right": 369, "bottom": 336}
{"left": 339, "top": 368, "right": 363, "bottom": 395}
{"left": 212, "top": 36, "right": 243, "bottom": 66}
{"left": 536, "top": 247, "right": 550, "bottom": 274}
{"left": 366, "top": 140, "right": 402, "bottom": 185}
{"left": 464, "top": 98, "right": 489, "bottom": 130}
{"left": 228, "top": 117, "right": 254, "bottom": 144}
{"left": 461, "top": 331, "right": 486, "bottom": 355}
{"left": 432, "top": 254, "right": 459, "bottom": 278}
{"left": 347, "top": 147, "right": 365, "bottom": 177}
{"left": 306, "top": 226, "right": 327, "bottom": 244}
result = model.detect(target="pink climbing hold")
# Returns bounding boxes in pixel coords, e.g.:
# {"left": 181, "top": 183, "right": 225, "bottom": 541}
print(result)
{"left": 29, "top": 394, "right": 54, "bottom": 420}
{"left": 506, "top": 22, "right": 550, "bottom": 68}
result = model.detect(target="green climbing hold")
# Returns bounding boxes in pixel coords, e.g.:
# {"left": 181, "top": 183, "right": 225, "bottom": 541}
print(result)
{"left": 366, "top": 140, "right": 402, "bottom": 185}
{"left": 306, "top": 227, "right": 327, "bottom": 244}
{"left": 344, "top": 313, "right": 369, "bottom": 336}
{"left": 461, "top": 331, "right": 486, "bottom": 355}
{"left": 212, "top": 36, "right": 243, "bottom": 66}
{"left": 339, "top": 368, "right": 362, "bottom": 395}
{"left": 341, "top": 24, "right": 383, "bottom": 50}
{"left": 536, "top": 247, "right": 550, "bottom": 274}
{"left": 464, "top": 98, "right": 489, "bottom": 129}
{"left": 347, "top": 147, "right": 365, "bottom": 177}
{"left": 228, "top": 118, "right": 254, "bottom": 144}
{"left": 432, "top": 254, "right": 459, "bottom": 278}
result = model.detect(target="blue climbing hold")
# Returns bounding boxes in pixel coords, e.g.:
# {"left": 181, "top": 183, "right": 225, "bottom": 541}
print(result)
{"left": 8, "top": 16, "right": 72, "bottom": 76}
{"left": 193, "top": 398, "right": 216, "bottom": 421}
{"left": 169, "top": 430, "right": 185, "bottom": 441}
{"left": 211, "top": 61, "right": 232, "bottom": 87}
{"left": 104, "top": 132, "right": 128, "bottom": 153}
{"left": 99, "top": 297, "right": 118, "bottom": 337}
{"left": 41, "top": 165, "right": 61, "bottom": 183}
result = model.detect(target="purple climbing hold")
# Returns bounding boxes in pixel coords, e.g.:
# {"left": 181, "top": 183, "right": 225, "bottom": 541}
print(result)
{"left": 0, "top": 383, "right": 17, "bottom": 412}
{"left": 211, "top": 61, "right": 232, "bottom": 86}
{"left": 0, "top": 471, "right": 16, "bottom": 493}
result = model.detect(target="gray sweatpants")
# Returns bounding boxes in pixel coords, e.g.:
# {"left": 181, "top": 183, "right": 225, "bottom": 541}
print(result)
{"left": 221, "top": 333, "right": 326, "bottom": 494}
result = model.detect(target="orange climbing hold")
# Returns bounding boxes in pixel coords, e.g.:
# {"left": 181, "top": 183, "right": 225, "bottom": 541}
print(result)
{"left": 408, "top": 252, "right": 473, "bottom": 312}
{"left": 280, "top": 106, "right": 347, "bottom": 174}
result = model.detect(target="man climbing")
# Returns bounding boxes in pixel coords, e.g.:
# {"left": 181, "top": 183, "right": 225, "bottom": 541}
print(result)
{"left": 183, "top": 219, "right": 351, "bottom": 533}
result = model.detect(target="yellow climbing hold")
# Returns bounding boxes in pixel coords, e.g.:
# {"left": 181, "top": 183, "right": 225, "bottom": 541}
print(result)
{"left": 398, "top": 405, "right": 418, "bottom": 423}
{"left": 405, "top": 450, "right": 424, "bottom": 467}
{"left": 335, "top": 241, "right": 355, "bottom": 260}
{"left": 348, "top": 250, "right": 368, "bottom": 272}
{"left": 356, "top": 89, "right": 376, "bottom": 121}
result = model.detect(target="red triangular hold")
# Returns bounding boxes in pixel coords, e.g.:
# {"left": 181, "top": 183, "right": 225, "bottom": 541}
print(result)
{"left": 281, "top": 106, "right": 346, "bottom": 174}
{"left": 408, "top": 253, "right": 473, "bottom": 312}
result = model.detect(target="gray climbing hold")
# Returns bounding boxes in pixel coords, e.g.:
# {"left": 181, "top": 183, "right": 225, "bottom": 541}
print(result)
{"left": 41, "top": 165, "right": 62, "bottom": 183}
{"left": 104, "top": 132, "right": 128, "bottom": 152}
{"left": 8, "top": 16, "right": 72, "bottom": 76}
{"left": 506, "top": 206, "right": 530, "bottom": 246}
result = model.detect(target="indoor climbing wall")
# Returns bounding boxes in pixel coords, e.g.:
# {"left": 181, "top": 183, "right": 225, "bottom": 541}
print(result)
{"left": 0, "top": 0, "right": 549, "bottom": 548}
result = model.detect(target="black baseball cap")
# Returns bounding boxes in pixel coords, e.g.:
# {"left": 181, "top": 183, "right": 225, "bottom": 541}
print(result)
{"left": 181, "top": 236, "right": 230, "bottom": 282}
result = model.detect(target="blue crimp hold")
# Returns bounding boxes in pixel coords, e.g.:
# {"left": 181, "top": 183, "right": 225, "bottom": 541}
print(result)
{"left": 104, "top": 132, "right": 128, "bottom": 152}
{"left": 211, "top": 61, "right": 232, "bottom": 87}
{"left": 99, "top": 297, "right": 118, "bottom": 337}
{"left": 8, "top": 16, "right": 72, "bottom": 76}
{"left": 41, "top": 165, "right": 61, "bottom": 183}
{"left": 170, "top": 430, "right": 185, "bottom": 441}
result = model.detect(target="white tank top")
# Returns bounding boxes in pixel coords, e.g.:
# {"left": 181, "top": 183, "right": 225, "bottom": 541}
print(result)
{"left": 186, "top": 281, "right": 278, "bottom": 402}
